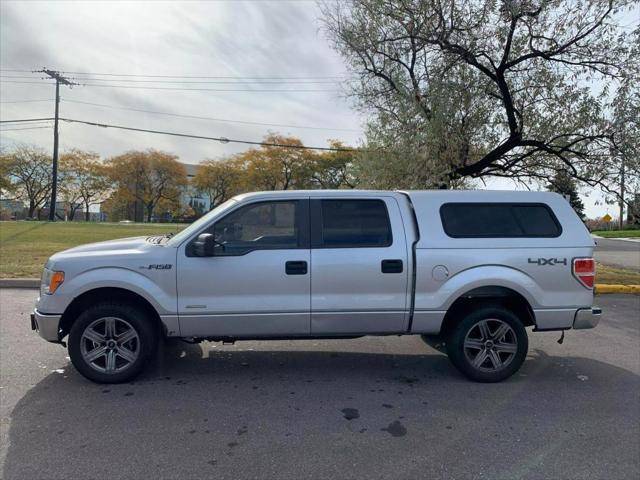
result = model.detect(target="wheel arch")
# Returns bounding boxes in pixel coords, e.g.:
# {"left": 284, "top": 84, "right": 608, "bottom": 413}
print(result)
{"left": 59, "top": 287, "right": 163, "bottom": 339}
{"left": 439, "top": 285, "right": 536, "bottom": 338}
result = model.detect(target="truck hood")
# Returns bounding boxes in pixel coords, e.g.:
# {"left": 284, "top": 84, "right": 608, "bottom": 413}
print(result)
{"left": 46, "top": 236, "right": 169, "bottom": 270}
{"left": 58, "top": 236, "right": 151, "bottom": 254}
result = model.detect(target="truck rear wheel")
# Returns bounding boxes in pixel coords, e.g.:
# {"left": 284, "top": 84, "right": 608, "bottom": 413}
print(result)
{"left": 68, "top": 303, "right": 156, "bottom": 383}
{"left": 446, "top": 306, "right": 528, "bottom": 382}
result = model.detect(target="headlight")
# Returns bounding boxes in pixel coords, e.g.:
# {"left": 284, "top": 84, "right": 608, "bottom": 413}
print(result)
{"left": 41, "top": 268, "right": 64, "bottom": 295}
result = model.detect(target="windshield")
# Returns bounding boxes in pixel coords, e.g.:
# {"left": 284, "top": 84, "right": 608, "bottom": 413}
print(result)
{"left": 166, "top": 199, "right": 237, "bottom": 247}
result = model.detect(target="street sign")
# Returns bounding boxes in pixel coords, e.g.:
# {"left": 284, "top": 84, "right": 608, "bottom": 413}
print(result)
{"left": 602, "top": 213, "right": 612, "bottom": 223}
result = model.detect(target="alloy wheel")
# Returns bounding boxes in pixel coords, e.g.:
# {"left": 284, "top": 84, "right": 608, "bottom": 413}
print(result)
{"left": 463, "top": 318, "right": 518, "bottom": 372}
{"left": 80, "top": 317, "right": 140, "bottom": 373}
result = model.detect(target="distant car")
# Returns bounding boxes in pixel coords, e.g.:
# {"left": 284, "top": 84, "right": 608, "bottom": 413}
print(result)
{"left": 118, "top": 220, "right": 134, "bottom": 224}
{"left": 32, "top": 190, "right": 600, "bottom": 383}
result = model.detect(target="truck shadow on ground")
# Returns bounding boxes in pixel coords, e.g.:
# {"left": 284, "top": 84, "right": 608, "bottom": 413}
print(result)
{"left": 4, "top": 342, "right": 640, "bottom": 480}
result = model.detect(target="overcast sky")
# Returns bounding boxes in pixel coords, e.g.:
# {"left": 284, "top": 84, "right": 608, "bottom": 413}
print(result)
{"left": 0, "top": 0, "right": 361, "bottom": 157}
{"left": 0, "top": 0, "right": 633, "bottom": 218}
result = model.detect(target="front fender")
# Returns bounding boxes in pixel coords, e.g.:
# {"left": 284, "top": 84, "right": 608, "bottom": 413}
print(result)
{"left": 38, "top": 267, "right": 176, "bottom": 316}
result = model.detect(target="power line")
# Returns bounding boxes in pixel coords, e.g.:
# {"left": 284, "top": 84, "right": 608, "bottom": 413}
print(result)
{"left": 77, "top": 83, "right": 340, "bottom": 92}
{"left": 61, "top": 98, "right": 360, "bottom": 132}
{"left": 66, "top": 78, "right": 341, "bottom": 85}
{"left": 0, "top": 117, "right": 56, "bottom": 123}
{"left": 0, "top": 75, "right": 45, "bottom": 79}
{"left": 0, "top": 67, "right": 348, "bottom": 79}
{"left": 57, "top": 71, "right": 347, "bottom": 79}
{"left": 1, "top": 81, "right": 56, "bottom": 85}
{"left": 0, "top": 99, "right": 54, "bottom": 104}
{"left": 1, "top": 80, "right": 338, "bottom": 91}
{"left": 0, "top": 126, "right": 52, "bottom": 132}
{"left": 59, "top": 117, "right": 356, "bottom": 152}
{"left": 1, "top": 74, "right": 342, "bottom": 84}
{"left": 0, "top": 121, "right": 54, "bottom": 127}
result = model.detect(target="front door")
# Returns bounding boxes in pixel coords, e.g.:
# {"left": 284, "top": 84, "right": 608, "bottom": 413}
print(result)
{"left": 310, "top": 197, "right": 409, "bottom": 334}
{"left": 177, "top": 199, "right": 310, "bottom": 337}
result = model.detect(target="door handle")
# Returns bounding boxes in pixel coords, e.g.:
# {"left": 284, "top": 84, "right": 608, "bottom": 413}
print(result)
{"left": 285, "top": 260, "right": 308, "bottom": 275}
{"left": 381, "top": 259, "right": 403, "bottom": 274}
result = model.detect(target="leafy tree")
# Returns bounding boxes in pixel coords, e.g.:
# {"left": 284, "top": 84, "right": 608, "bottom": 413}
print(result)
{"left": 241, "top": 134, "right": 314, "bottom": 190}
{"left": 547, "top": 170, "right": 585, "bottom": 220}
{"left": 309, "top": 141, "right": 358, "bottom": 189}
{"left": 106, "top": 150, "right": 187, "bottom": 222}
{"left": 2, "top": 145, "right": 52, "bottom": 218}
{"left": 321, "top": 0, "right": 637, "bottom": 189}
{"left": 193, "top": 157, "right": 245, "bottom": 210}
{"left": 59, "top": 149, "right": 110, "bottom": 221}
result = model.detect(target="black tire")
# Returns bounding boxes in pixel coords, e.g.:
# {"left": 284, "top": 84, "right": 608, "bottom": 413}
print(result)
{"left": 446, "top": 306, "right": 528, "bottom": 383}
{"left": 68, "top": 303, "right": 157, "bottom": 383}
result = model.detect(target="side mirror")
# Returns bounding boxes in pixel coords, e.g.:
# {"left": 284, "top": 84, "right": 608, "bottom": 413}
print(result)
{"left": 193, "top": 233, "right": 215, "bottom": 257}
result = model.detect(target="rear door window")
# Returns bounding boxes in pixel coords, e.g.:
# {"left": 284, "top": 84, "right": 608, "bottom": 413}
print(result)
{"left": 316, "top": 199, "right": 392, "bottom": 247}
{"left": 440, "top": 203, "right": 561, "bottom": 238}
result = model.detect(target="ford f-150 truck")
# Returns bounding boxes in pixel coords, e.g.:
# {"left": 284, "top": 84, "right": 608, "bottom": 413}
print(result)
{"left": 32, "top": 190, "right": 601, "bottom": 383}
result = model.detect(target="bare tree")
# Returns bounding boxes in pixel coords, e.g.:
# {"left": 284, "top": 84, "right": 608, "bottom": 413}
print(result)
{"left": 3, "top": 145, "right": 52, "bottom": 218}
{"left": 321, "top": 0, "right": 638, "bottom": 191}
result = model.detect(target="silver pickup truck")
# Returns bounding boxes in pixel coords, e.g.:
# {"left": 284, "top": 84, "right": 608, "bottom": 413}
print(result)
{"left": 32, "top": 190, "right": 600, "bottom": 383}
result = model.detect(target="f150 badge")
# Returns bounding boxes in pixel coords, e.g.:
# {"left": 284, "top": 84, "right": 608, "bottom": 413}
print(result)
{"left": 140, "top": 264, "right": 173, "bottom": 270}
{"left": 528, "top": 258, "right": 567, "bottom": 266}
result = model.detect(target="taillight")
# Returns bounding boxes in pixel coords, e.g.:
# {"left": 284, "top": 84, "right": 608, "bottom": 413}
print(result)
{"left": 573, "top": 258, "right": 595, "bottom": 289}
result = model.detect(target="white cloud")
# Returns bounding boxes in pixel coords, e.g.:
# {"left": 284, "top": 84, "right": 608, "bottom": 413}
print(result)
{"left": 0, "top": 0, "right": 362, "bottom": 161}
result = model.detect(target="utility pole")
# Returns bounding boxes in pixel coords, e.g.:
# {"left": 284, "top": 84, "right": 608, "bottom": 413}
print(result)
{"left": 619, "top": 157, "right": 625, "bottom": 230}
{"left": 39, "top": 69, "right": 76, "bottom": 221}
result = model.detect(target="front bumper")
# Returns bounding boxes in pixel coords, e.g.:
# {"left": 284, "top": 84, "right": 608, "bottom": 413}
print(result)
{"left": 31, "top": 309, "right": 62, "bottom": 342}
{"left": 573, "top": 306, "right": 602, "bottom": 329}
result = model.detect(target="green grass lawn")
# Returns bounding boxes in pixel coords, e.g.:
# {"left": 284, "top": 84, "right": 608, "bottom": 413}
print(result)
{"left": 3, "top": 221, "right": 639, "bottom": 284}
{"left": 0, "top": 221, "right": 185, "bottom": 278}
{"left": 593, "top": 229, "right": 640, "bottom": 238}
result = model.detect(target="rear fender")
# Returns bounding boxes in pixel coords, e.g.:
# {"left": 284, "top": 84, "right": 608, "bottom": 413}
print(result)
{"left": 439, "top": 265, "right": 540, "bottom": 310}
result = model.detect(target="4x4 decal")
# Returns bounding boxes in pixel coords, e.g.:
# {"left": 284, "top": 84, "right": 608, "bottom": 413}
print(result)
{"left": 528, "top": 258, "right": 567, "bottom": 266}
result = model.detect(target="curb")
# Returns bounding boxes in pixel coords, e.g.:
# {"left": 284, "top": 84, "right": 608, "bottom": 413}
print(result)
{"left": 595, "top": 284, "right": 640, "bottom": 294}
{"left": 0, "top": 278, "right": 40, "bottom": 288}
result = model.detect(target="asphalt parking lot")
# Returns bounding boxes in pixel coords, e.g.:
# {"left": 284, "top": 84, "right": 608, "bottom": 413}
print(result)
{"left": 1, "top": 289, "right": 638, "bottom": 480}
{"left": 594, "top": 237, "right": 640, "bottom": 271}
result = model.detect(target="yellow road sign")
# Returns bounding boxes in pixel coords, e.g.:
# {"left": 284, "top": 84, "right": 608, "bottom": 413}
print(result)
{"left": 602, "top": 213, "right": 612, "bottom": 223}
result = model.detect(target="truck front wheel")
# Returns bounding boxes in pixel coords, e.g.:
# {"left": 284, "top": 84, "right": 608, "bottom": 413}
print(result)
{"left": 68, "top": 303, "right": 156, "bottom": 383}
{"left": 446, "top": 306, "right": 528, "bottom": 383}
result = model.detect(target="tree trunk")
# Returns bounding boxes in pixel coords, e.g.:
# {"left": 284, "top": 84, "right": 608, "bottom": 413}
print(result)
{"left": 85, "top": 203, "right": 91, "bottom": 222}
{"left": 28, "top": 201, "right": 36, "bottom": 218}
{"left": 146, "top": 204, "right": 153, "bottom": 223}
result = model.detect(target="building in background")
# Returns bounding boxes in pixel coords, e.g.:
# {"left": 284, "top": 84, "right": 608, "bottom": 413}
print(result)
{"left": 181, "top": 163, "right": 210, "bottom": 217}
{"left": 0, "top": 199, "right": 25, "bottom": 220}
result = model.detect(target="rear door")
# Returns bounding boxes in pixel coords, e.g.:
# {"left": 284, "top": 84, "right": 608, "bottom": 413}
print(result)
{"left": 310, "top": 197, "right": 409, "bottom": 334}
